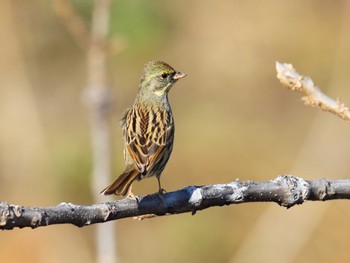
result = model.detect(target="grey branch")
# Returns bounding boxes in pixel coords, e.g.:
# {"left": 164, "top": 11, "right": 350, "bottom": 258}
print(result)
{"left": 276, "top": 61, "right": 350, "bottom": 121}
{"left": 2, "top": 175, "right": 350, "bottom": 230}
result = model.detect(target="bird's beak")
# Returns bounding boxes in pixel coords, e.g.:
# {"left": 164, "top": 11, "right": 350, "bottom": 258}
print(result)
{"left": 172, "top": 72, "right": 187, "bottom": 80}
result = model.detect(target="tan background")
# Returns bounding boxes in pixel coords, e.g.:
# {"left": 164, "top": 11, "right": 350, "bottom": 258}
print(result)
{"left": 1, "top": 1, "right": 350, "bottom": 262}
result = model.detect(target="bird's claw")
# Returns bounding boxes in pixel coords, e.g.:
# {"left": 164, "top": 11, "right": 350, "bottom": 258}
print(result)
{"left": 158, "top": 188, "right": 167, "bottom": 195}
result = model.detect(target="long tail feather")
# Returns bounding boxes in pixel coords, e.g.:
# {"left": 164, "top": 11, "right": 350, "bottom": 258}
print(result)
{"left": 100, "top": 168, "right": 140, "bottom": 196}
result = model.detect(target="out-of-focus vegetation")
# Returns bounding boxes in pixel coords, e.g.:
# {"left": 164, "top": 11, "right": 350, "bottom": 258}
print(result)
{"left": 2, "top": 1, "right": 350, "bottom": 262}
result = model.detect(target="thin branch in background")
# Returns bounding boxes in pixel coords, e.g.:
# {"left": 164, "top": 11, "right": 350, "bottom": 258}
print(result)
{"left": 85, "top": 0, "right": 112, "bottom": 195}
{"left": 276, "top": 61, "right": 350, "bottom": 121}
{"left": 2, "top": 175, "right": 350, "bottom": 230}
{"left": 52, "top": 0, "right": 90, "bottom": 50}
{"left": 53, "top": 0, "right": 116, "bottom": 262}
{"left": 85, "top": 1, "right": 116, "bottom": 263}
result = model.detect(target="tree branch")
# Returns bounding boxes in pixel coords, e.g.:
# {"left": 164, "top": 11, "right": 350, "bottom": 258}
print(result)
{"left": 276, "top": 61, "right": 350, "bottom": 121}
{"left": 2, "top": 175, "right": 350, "bottom": 230}
{"left": 83, "top": 1, "right": 117, "bottom": 262}
{"left": 52, "top": 0, "right": 90, "bottom": 50}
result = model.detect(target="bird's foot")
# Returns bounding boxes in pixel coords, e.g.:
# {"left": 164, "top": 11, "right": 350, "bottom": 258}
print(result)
{"left": 158, "top": 188, "right": 167, "bottom": 195}
{"left": 126, "top": 193, "right": 141, "bottom": 204}
{"left": 128, "top": 192, "right": 135, "bottom": 199}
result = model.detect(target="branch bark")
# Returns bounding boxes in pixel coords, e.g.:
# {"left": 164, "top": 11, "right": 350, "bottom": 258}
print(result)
{"left": 2, "top": 175, "right": 350, "bottom": 230}
{"left": 276, "top": 61, "right": 350, "bottom": 121}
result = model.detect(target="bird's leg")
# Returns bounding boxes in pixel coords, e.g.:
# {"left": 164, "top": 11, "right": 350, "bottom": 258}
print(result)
{"left": 156, "top": 175, "right": 166, "bottom": 195}
{"left": 156, "top": 176, "right": 167, "bottom": 206}
{"left": 126, "top": 185, "right": 141, "bottom": 203}
{"left": 126, "top": 185, "right": 136, "bottom": 200}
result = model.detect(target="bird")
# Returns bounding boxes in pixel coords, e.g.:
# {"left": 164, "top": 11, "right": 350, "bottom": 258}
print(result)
{"left": 101, "top": 61, "right": 186, "bottom": 197}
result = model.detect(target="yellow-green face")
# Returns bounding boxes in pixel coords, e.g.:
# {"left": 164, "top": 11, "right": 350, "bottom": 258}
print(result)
{"left": 140, "top": 61, "right": 186, "bottom": 97}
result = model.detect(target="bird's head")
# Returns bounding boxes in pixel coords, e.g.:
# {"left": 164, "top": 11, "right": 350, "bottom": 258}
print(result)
{"left": 139, "top": 61, "right": 186, "bottom": 97}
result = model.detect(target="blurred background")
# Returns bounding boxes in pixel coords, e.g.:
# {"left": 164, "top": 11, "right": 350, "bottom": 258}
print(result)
{"left": 2, "top": 0, "right": 350, "bottom": 262}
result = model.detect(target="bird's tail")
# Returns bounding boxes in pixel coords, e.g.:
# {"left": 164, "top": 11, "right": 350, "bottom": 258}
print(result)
{"left": 100, "top": 167, "right": 140, "bottom": 196}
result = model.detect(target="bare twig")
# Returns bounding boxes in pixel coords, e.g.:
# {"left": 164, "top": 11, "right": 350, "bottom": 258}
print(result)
{"left": 85, "top": 0, "right": 112, "bottom": 197}
{"left": 276, "top": 62, "right": 350, "bottom": 121}
{"left": 52, "top": 0, "right": 90, "bottom": 50}
{"left": 83, "top": 0, "right": 116, "bottom": 262}
{"left": 2, "top": 175, "right": 350, "bottom": 230}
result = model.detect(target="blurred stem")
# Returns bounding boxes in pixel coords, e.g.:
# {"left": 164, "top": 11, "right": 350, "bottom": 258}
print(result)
{"left": 52, "top": 0, "right": 89, "bottom": 50}
{"left": 85, "top": 0, "right": 117, "bottom": 263}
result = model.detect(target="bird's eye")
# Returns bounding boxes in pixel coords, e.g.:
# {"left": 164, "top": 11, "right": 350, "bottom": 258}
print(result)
{"left": 161, "top": 73, "right": 168, "bottom": 79}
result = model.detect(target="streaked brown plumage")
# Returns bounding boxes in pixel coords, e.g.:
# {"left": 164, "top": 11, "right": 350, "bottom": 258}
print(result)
{"left": 101, "top": 61, "right": 186, "bottom": 197}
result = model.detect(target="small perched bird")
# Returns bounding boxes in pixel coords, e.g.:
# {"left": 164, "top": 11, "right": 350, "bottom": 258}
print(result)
{"left": 101, "top": 61, "right": 186, "bottom": 197}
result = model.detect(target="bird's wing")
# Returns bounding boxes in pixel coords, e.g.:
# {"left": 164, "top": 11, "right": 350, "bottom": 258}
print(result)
{"left": 122, "top": 106, "right": 174, "bottom": 175}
